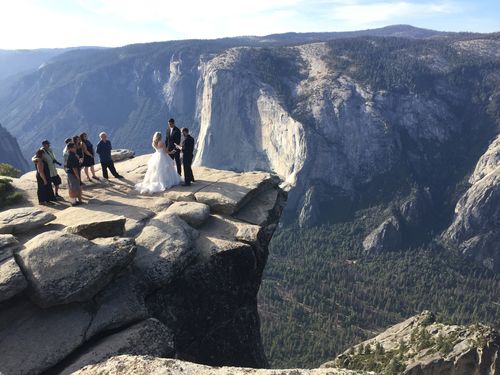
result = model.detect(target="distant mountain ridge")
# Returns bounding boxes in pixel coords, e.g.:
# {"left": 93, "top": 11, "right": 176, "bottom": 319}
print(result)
{"left": 0, "top": 47, "right": 105, "bottom": 82}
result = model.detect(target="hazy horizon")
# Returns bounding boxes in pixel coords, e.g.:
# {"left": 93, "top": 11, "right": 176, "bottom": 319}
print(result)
{"left": 1, "top": 0, "right": 499, "bottom": 50}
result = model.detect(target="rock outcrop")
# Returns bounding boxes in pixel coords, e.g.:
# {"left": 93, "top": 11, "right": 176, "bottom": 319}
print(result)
{"left": 111, "top": 148, "right": 135, "bottom": 162}
{"left": 363, "top": 216, "right": 402, "bottom": 253}
{"left": 326, "top": 311, "right": 500, "bottom": 374}
{"left": 442, "top": 135, "right": 500, "bottom": 271}
{"left": 0, "top": 207, "right": 56, "bottom": 234}
{"left": 363, "top": 187, "right": 433, "bottom": 253}
{"left": 0, "top": 155, "right": 286, "bottom": 374}
{"left": 73, "top": 355, "right": 373, "bottom": 375}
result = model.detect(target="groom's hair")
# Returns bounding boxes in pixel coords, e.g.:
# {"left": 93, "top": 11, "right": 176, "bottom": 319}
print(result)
{"left": 181, "top": 127, "right": 189, "bottom": 134}
{"left": 168, "top": 118, "right": 175, "bottom": 124}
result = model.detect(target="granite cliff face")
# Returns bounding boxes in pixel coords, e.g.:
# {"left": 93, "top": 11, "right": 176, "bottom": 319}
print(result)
{"left": 0, "top": 155, "right": 286, "bottom": 374}
{"left": 1, "top": 31, "right": 498, "bottom": 235}
{"left": 442, "top": 134, "right": 500, "bottom": 271}
{"left": 194, "top": 38, "right": 500, "bottom": 229}
{"left": 0, "top": 123, "right": 28, "bottom": 172}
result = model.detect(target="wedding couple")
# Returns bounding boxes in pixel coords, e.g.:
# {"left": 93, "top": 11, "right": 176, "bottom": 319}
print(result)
{"left": 135, "top": 118, "right": 195, "bottom": 194}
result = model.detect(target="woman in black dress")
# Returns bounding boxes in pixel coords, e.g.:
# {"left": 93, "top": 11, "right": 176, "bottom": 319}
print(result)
{"left": 80, "top": 133, "right": 98, "bottom": 181}
{"left": 33, "top": 149, "right": 56, "bottom": 204}
{"left": 73, "top": 135, "right": 85, "bottom": 186}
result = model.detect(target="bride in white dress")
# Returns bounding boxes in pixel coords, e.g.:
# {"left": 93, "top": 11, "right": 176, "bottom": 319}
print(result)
{"left": 135, "top": 132, "right": 181, "bottom": 194}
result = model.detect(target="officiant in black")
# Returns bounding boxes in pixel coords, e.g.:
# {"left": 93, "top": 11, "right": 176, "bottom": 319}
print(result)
{"left": 166, "top": 118, "right": 182, "bottom": 175}
{"left": 175, "top": 127, "right": 195, "bottom": 186}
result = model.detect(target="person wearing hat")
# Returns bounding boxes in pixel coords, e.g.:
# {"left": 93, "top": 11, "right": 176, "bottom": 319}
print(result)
{"left": 41, "top": 140, "right": 62, "bottom": 198}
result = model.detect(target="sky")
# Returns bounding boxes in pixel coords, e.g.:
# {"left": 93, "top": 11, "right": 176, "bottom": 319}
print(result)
{"left": 0, "top": 0, "right": 499, "bottom": 49}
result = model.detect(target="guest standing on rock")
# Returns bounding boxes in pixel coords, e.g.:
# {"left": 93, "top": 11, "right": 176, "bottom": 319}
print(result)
{"left": 96, "top": 132, "right": 124, "bottom": 180}
{"left": 66, "top": 142, "right": 83, "bottom": 206}
{"left": 63, "top": 137, "right": 72, "bottom": 168}
{"left": 80, "top": 133, "right": 99, "bottom": 182}
{"left": 166, "top": 118, "right": 182, "bottom": 175}
{"left": 73, "top": 135, "right": 85, "bottom": 186}
{"left": 40, "top": 140, "right": 62, "bottom": 198}
{"left": 175, "top": 127, "right": 195, "bottom": 186}
{"left": 32, "top": 149, "right": 57, "bottom": 205}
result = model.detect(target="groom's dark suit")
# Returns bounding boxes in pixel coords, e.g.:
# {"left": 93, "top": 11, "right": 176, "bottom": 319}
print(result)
{"left": 181, "top": 134, "right": 195, "bottom": 185}
{"left": 166, "top": 125, "right": 182, "bottom": 175}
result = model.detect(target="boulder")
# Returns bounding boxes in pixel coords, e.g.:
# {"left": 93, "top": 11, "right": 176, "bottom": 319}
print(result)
{"left": 0, "top": 207, "right": 56, "bottom": 234}
{"left": 0, "top": 299, "right": 92, "bottom": 375}
{"left": 194, "top": 172, "right": 280, "bottom": 215}
{"left": 0, "top": 234, "right": 18, "bottom": 262}
{"left": 86, "top": 274, "right": 148, "bottom": 339}
{"left": 164, "top": 190, "right": 196, "bottom": 202}
{"left": 56, "top": 207, "right": 126, "bottom": 239}
{"left": 134, "top": 213, "right": 197, "bottom": 289}
{"left": 111, "top": 149, "right": 135, "bottom": 162}
{"left": 0, "top": 257, "right": 27, "bottom": 302}
{"left": 363, "top": 216, "right": 402, "bottom": 253}
{"left": 72, "top": 355, "right": 369, "bottom": 375}
{"left": 234, "top": 187, "right": 283, "bottom": 226}
{"left": 16, "top": 232, "right": 136, "bottom": 307}
{"left": 62, "top": 319, "right": 175, "bottom": 375}
{"left": 166, "top": 201, "right": 210, "bottom": 227}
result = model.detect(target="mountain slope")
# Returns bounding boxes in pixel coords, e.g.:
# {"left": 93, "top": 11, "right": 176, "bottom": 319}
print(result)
{"left": 0, "top": 123, "right": 29, "bottom": 172}
{"left": 0, "top": 48, "right": 72, "bottom": 81}
{"left": 0, "top": 25, "right": 477, "bottom": 159}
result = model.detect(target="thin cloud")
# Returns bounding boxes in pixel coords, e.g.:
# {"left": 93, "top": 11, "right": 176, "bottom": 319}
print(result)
{"left": 0, "top": 0, "right": 495, "bottom": 49}
{"left": 328, "top": 1, "right": 461, "bottom": 29}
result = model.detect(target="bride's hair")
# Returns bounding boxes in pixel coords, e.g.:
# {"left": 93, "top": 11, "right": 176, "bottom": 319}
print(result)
{"left": 152, "top": 132, "right": 162, "bottom": 149}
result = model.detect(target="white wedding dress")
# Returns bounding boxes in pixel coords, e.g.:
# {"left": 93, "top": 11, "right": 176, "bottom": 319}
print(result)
{"left": 135, "top": 143, "right": 181, "bottom": 194}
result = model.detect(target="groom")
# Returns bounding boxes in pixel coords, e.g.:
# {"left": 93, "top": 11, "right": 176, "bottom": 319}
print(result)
{"left": 175, "top": 127, "right": 195, "bottom": 186}
{"left": 166, "top": 118, "right": 182, "bottom": 175}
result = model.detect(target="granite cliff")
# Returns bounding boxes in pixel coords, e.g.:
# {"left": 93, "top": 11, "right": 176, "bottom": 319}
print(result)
{"left": 0, "top": 155, "right": 287, "bottom": 374}
{"left": 0, "top": 123, "right": 28, "bottom": 172}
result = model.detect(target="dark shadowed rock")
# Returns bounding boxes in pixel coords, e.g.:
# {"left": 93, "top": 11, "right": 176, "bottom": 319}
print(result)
{"left": 363, "top": 216, "right": 403, "bottom": 253}
{"left": 0, "top": 234, "right": 18, "bottom": 262}
{"left": 0, "top": 207, "right": 55, "bottom": 234}
{"left": 0, "top": 257, "right": 27, "bottom": 302}
{"left": 399, "top": 187, "right": 432, "bottom": 227}
{"left": 86, "top": 273, "right": 149, "bottom": 339}
{"left": 16, "top": 232, "right": 136, "bottom": 307}
{"left": 0, "top": 299, "right": 92, "bottom": 375}
{"left": 61, "top": 319, "right": 174, "bottom": 375}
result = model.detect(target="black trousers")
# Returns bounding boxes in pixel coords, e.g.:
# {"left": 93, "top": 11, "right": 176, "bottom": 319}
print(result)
{"left": 169, "top": 152, "right": 182, "bottom": 175}
{"left": 101, "top": 160, "right": 120, "bottom": 179}
{"left": 183, "top": 156, "right": 194, "bottom": 184}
